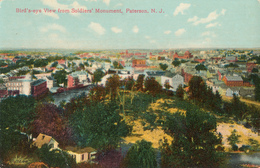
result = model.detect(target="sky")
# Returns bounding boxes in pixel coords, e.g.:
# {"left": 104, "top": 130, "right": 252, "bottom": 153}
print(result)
{"left": 0, "top": 0, "right": 260, "bottom": 50}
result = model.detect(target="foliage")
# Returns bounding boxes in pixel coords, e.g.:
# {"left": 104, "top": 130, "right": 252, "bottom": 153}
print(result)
{"left": 188, "top": 76, "right": 207, "bottom": 103}
{"left": 69, "top": 102, "right": 132, "bottom": 150}
{"left": 136, "top": 74, "right": 145, "bottom": 91}
{"left": 89, "top": 85, "right": 106, "bottom": 102}
{"left": 159, "top": 63, "right": 168, "bottom": 71}
{"left": 172, "top": 60, "right": 181, "bottom": 67}
{"left": 248, "top": 138, "right": 260, "bottom": 151}
{"left": 195, "top": 64, "right": 207, "bottom": 71}
{"left": 144, "top": 77, "right": 162, "bottom": 97}
{"left": 93, "top": 68, "right": 105, "bottom": 84}
{"left": 160, "top": 109, "right": 224, "bottom": 168}
{"left": 53, "top": 69, "right": 67, "bottom": 86}
{"left": 97, "top": 150, "right": 124, "bottom": 168}
{"left": 37, "top": 144, "right": 76, "bottom": 168}
{"left": 34, "top": 59, "right": 48, "bottom": 67}
{"left": 251, "top": 67, "right": 259, "bottom": 73}
{"left": 0, "top": 95, "right": 36, "bottom": 131}
{"left": 51, "top": 61, "right": 58, "bottom": 68}
{"left": 0, "top": 129, "right": 31, "bottom": 160}
{"left": 106, "top": 75, "right": 121, "bottom": 100}
{"left": 31, "top": 103, "right": 72, "bottom": 146}
{"left": 125, "top": 76, "right": 135, "bottom": 90}
{"left": 113, "top": 61, "right": 123, "bottom": 69}
{"left": 123, "top": 139, "right": 157, "bottom": 168}
{"left": 176, "top": 84, "right": 184, "bottom": 99}
{"left": 224, "top": 63, "right": 239, "bottom": 68}
{"left": 164, "top": 80, "right": 172, "bottom": 90}
{"left": 227, "top": 129, "right": 241, "bottom": 147}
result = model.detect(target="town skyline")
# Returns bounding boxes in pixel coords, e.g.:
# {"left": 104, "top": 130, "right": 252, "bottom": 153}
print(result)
{"left": 0, "top": 0, "right": 260, "bottom": 50}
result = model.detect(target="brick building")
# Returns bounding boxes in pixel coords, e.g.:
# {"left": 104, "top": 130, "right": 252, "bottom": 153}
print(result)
{"left": 223, "top": 76, "right": 243, "bottom": 87}
{"left": 31, "top": 79, "right": 48, "bottom": 97}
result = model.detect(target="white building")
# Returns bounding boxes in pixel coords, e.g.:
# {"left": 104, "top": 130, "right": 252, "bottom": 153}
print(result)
{"left": 161, "top": 73, "right": 184, "bottom": 91}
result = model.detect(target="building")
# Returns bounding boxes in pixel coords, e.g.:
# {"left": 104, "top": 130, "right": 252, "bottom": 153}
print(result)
{"left": 223, "top": 76, "right": 243, "bottom": 87}
{"left": 132, "top": 58, "right": 146, "bottom": 67}
{"left": 173, "top": 51, "right": 193, "bottom": 60}
{"left": 161, "top": 72, "right": 184, "bottom": 91}
{"left": 32, "top": 133, "right": 59, "bottom": 149}
{"left": 65, "top": 146, "right": 97, "bottom": 163}
{"left": 6, "top": 79, "right": 31, "bottom": 96}
{"left": 31, "top": 79, "right": 48, "bottom": 97}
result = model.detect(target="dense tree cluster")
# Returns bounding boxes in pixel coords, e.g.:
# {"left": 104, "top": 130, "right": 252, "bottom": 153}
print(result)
{"left": 160, "top": 109, "right": 224, "bottom": 168}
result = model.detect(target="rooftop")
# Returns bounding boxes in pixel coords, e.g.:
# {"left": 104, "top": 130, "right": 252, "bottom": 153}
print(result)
{"left": 65, "top": 146, "right": 96, "bottom": 154}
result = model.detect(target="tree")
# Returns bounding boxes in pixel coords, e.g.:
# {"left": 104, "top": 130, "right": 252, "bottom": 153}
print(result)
{"left": 176, "top": 84, "right": 184, "bottom": 99}
{"left": 227, "top": 129, "right": 241, "bottom": 150}
{"left": 164, "top": 80, "right": 172, "bottom": 90}
{"left": 69, "top": 102, "right": 132, "bottom": 150}
{"left": 252, "top": 68, "right": 259, "bottom": 73}
{"left": 106, "top": 75, "right": 121, "bottom": 100}
{"left": 195, "top": 64, "right": 207, "bottom": 71}
{"left": 113, "top": 61, "right": 123, "bottom": 69}
{"left": 53, "top": 69, "right": 67, "bottom": 86}
{"left": 231, "top": 94, "right": 248, "bottom": 120}
{"left": 188, "top": 76, "right": 207, "bottom": 103}
{"left": 31, "top": 103, "right": 72, "bottom": 146}
{"left": 254, "top": 77, "right": 260, "bottom": 101}
{"left": 136, "top": 74, "right": 144, "bottom": 91}
{"left": 159, "top": 63, "right": 168, "bottom": 71}
{"left": 125, "top": 76, "right": 135, "bottom": 90}
{"left": 93, "top": 68, "right": 105, "bottom": 85}
{"left": 0, "top": 95, "right": 36, "bottom": 132}
{"left": 89, "top": 85, "right": 106, "bottom": 102}
{"left": 34, "top": 59, "right": 48, "bottom": 67}
{"left": 172, "top": 60, "right": 181, "bottom": 67}
{"left": 144, "top": 77, "right": 162, "bottom": 97}
{"left": 123, "top": 139, "right": 157, "bottom": 168}
{"left": 37, "top": 144, "right": 76, "bottom": 168}
{"left": 160, "top": 109, "right": 224, "bottom": 168}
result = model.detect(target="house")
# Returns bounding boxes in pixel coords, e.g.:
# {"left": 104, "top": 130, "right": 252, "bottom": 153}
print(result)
{"left": 65, "top": 146, "right": 97, "bottom": 163}
{"left": 226, "top": 88, "right": 239, "bottom": 97}
{"left": 32, "top": 133, "right": 59, "bottom": 149}
{"left": 161, "top": 72, "right": 184, "bottom": 91}
{"left": 31, "top": 79, "right": 48, "bottom": 97}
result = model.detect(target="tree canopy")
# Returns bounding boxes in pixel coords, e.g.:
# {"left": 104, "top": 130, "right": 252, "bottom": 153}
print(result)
{"left": 160, "top": 109, "right": 224, "bottom": 168}
{"left": 93, "top": 68, "right": 105, "bottom": 84}
{"left": 123, "top": 139, "right": 157, "bottom": 168}
{"left": 159, "top": 63, "right": 168, "bottom": 71}
{"left": 0, "top": 95, "right": 36, "bottom": 131}
{"left": 69, "top": 102, "right": 132, "bottom": 150}
{"left": 195, "top": 64, "right": 207, "bottom": 71}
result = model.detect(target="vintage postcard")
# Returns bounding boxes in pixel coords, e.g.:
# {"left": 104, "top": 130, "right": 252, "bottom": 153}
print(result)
{"left": 0, "top": 0, "right": 260, "bottom": 168}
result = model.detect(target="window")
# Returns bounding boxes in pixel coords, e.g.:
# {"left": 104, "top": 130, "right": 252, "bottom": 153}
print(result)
{"left": 82, "top": 154, "right": 84, "bottom": 160}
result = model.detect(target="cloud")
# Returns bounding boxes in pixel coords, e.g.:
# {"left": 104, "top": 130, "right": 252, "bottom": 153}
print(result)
{"left": 85, "top": 0, "right": 97, "bottom": 1}
{"left": 49, "top": 33, "right": 58, "bottom": 38}
{"left": 221, "top": 9, "right": 226, "bottom": 15}
{"left": 41, "top": 0, "right": 69, "bottom": 9}
{"left": 150, "top": 40, "right": 156, "bottom": 43}
{"left": 173, "top": 3, "right": 191, "bottom": 16}
{"left": 187, "top": 16, "right": 198, "bottom": 22}
{"left": 206, "top": 22, "right": 221, "bottom": 28}
{"left": 71, "top": 1, "right": 87, "bottom": 9}
{"left": 258, "top": 0, "right": 260, "bottom": 3}
{"left": 145, "top": 36, "right": 151, "bottom": 39}
{"left": 201, "top": 31, "right": 216, "bottom": 37}
{"left": 111, "top": 27, "right": 122, "bottom": 33}
{"left": 40, "top": 24, "right": 66, "bottom": 33}
{"left": 132, "top": 26, "right": 139, "bottom": 33}
{"left": 114, "top": 3, "right": 123, "bottom": 8}
{"left": 42, "top": 10, "right": 59, "bottom": 19}
{"left": 175, "top": 28, "right": 186, "bottom": 36}
{"left": 103, "top": 0, "right": 110, "bottom": 5}
{"left": 88, "top": 22, "right": 106, "bottom": 35}
{"left": 164, "top": 30, "right": 171, "bottom": 35}
{"left": 189, "top": 9, "right": 226, "bottom": 26}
